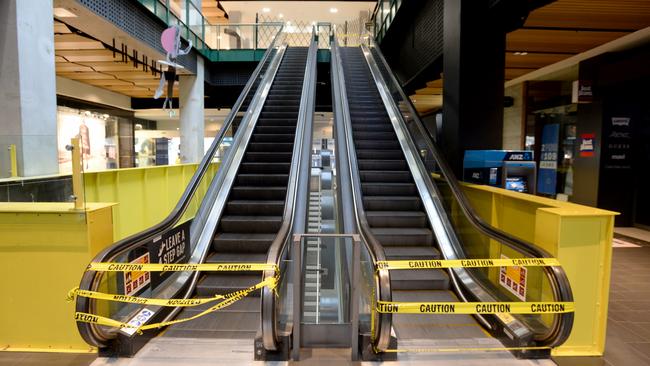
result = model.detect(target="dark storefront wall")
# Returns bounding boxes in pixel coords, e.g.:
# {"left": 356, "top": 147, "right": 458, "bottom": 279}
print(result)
{"left": 575, "top": 45, "right": 650, "bottom": 227}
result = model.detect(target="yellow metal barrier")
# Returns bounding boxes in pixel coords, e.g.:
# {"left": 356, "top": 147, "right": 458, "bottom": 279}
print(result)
{"left": 8, "top": 144, "right": 18, "bottom": 178}
{"left": 442, "top": 181, "right": 616, "bottom": 356}
{"left": 83, "top": 163, "right": 219, "bottom": 240}
{"left": 0, "top": 202, "right": 114, "bottom": 352}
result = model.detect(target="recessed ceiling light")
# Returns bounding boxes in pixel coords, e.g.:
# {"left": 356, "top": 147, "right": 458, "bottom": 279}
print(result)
{"left": 262, "top": 7, "right": 270, "bottom": 13}
{"left": 278, "top": 13, "right": 284, "bottom": 18}
{"left": 329, "top": 7, "right": 338, "bottom": 13}
{"left": 53, "top": 7, "right": 77, "bottom": 18}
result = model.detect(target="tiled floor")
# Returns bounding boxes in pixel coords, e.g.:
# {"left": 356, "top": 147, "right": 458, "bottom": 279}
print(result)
{"left": 3, "top": 231, "right": 650, "bottom": 366}
{"left": 614, "top": 226, "right": 650, "bottom": 243}
{"left": 602, "top": 241, "right": 650, "bottom": 366}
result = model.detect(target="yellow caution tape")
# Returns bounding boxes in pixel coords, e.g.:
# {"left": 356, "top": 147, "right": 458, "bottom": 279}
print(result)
{"left": 376, "top": 301, "right": 574, "bottom": 314}
{"left": 376, "top": 258, "right": 560, "bottom": 270}
{"left": 73, "top": 276, "right": 278, "bottom": 334}
{"left": 87, "top": 262, "right": 277, "bottom": 272}
{"left": 75, "top": 312, "right": 129, "bottom": 329}
{"left": 67, "top": 275, "right": 277, "bottom": 307}
{"left": 376, "top": 346, "right": 551, "bottom": 353}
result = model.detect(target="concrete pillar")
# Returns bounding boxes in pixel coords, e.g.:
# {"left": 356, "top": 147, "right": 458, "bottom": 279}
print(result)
{"left": 178, "top": 57, "right": 205, "bottom": 163}
{"left": 0, "top": 0, "right": 58, "bottom": 177}
{"left": 442, "top": 0, "right": 506, "bottom": 175}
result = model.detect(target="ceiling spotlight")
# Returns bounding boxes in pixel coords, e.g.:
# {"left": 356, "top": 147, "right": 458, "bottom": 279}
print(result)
{"left": 262, "top": 7, "right": 270, "bottom": 13}
{"left": 278, "top": 13, "right": 284, "bottom": 19}
{"left": 329, "top": 7, "right": 338, "bottom": 13}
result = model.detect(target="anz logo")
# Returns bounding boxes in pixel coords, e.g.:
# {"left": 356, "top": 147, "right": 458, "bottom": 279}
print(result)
{"left": 506, "top": 152, "right": 531, "bottom": 161}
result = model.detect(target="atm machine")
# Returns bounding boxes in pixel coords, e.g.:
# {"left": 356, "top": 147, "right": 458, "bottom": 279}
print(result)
{"left": 463, "top": 150, "right": 537, "bottom": 194}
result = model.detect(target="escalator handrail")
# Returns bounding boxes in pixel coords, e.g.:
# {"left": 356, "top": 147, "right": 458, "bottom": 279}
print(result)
{"left": 75, "top": 26, "right": 284, "bottom": 347}
{"left": 261, "top": 29, "right": 318, "bottom": 351}
{"left": 330, "top": 35, "right": 393, "bottom": 352}
{"left": 363, "top": 35, "right": 574, "bottom": 347}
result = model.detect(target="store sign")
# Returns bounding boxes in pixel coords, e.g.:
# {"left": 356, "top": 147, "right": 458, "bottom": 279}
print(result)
{"left": 605, "top": 117, "right": 633, "bottom": 169}
{"left": 499, "top": 254, "right": 527, "bottom": 301}
{"left": 579, "top": 133, "right": 595, "bottom": 157}
{"left": 148, "top": 220, "right": 191, "bottom": 289}
{"left": 537, "top": 124, "right": 560, "bottom": 195}
{"left": 572, "top": 80, "right": 593, "bottom": 103}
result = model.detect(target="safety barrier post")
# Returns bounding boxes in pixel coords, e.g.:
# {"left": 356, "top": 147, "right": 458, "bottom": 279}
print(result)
{"left": 292, "top": 234, "right": 302, "bottom": 360}
{"left": 8, "top": 144, "right": 18, "bottom": 177}
{"left": 67, "top": 136, "right": 85, "bottom": 210}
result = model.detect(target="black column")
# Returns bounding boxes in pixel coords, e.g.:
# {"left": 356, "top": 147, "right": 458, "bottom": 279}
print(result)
{"left": 442, "top": 0, "right": 507, "bottom": 176}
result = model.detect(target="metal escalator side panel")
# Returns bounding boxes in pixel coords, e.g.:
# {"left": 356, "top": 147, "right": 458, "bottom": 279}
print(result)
{"left": 330, "top": 37, "right": 393, "bottom": 353}
{"left": 261, "top": 32, "right": 318, "bottom": 352}
{"left": 355, "top": 41, "right": 532, "bottom": 341}
{"left": 358, "top": 38, "right": 574, "bottom": 348}
{"left": 75, "top": 38, "right": 287, "bottom": 349}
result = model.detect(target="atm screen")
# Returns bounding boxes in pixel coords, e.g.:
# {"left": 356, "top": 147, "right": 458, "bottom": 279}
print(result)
{"left": 506, "top": 176, "right": 528, "bottom": 193}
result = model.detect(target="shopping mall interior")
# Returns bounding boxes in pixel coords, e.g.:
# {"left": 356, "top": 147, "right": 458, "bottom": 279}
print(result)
{"left": 1, "top": 0, "right": 650, "bottom": 365}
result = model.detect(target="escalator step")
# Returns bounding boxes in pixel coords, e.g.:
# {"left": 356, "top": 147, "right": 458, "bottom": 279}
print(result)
{"left": 245, "top": 143, "right": 294, "bottom": 152}
{"left": 384, "top": 246, "right": 441, "bottom": 260}
{"left": 220, "top": 215, "right": 282, "bottom": 233}
{"left": 358, "top": 159, "right": 408, "bottom": 171}
{"left": 225, "top": 200, "right": 284, "bottom": 215}
{"left": 254, "top": 126, "right": 296, "bottom": 135}
{"left": 354, "top": 139, "right": 401, "bottom": 150}
{"left": 245, "top": 151, "right": 293, "bottom": 162}
{"left": 362, "top": 182, "right": 418, "bottom": 196}
{"left": 356, "top": 149, "right": 404, "bottom": 160}
{"left": 391, "top": 269, "right": 449, "bottom": 291}
{"left": 353, "top": 131, "right": 396, "bottom": 140}
{"left": 352, "top": 123, "right": 394, "bottom": 132}
{"left": 230, "top": 186, "right": 287, "bottom": 200}
{"left": 360, "top": 170, "right": 412, "bottom": 183}
{"left": 367, "top": 211, "right": 427, "bottom": 228}
{"left": 195, "top": 273, "right": 264, "bottom": 296}
{"left": 236, "top": 174, "right": 289, "bottom": 186}
{"left": 363, "top": 195, "right": 422, "bottom": 211}
{"left": 370, "top": 227, "right": 433, "bottom": 246}
{"left": 255, "top": 118, "right": 298, "bottom": 126}
{"left": 213, "top": 233, "right": 276, "bottom": 253}
{"left": 251, "top": 134, "right": 295, "bottom": 143}
{"left": 239, "top": 162, "right": 290, "bottom": 174}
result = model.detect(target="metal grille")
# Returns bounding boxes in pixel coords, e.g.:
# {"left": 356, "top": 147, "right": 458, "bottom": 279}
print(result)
{"left": 381, "top": 0, "right": 443, "bottom": 85}
{"left": 77, "top": 0, "right": 197, "bottom": 72}
{"left": 259, "top": 15, "right": 313, "bottom": 47}
{"left": 334, "top": 17, "right": 368, "bottom": 47}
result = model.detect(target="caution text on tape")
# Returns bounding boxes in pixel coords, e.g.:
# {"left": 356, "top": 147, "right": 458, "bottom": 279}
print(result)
{"left": 72, "top": 275, "right": 278, "bottom": 333}
{"left": 68, "top": 275, "right": 277, "bottom": 307}
{"left": 376, "top": 258, "right": 560, "bottom": 270}
{"left": 376, "top": 301, "right": 574, "bottom": 314}
{"left": 87, "top": 262, "right": 277, "bottom": 272}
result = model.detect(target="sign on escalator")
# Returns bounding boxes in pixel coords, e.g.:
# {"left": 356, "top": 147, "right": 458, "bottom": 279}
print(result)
{"left": 148, "top": 220, "right": 191, "bottom": 289}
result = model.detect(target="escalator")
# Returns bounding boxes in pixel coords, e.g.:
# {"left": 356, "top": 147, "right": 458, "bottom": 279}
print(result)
{"left": 339, "top": 47, "right": 484, "bottom": 344}
{"left": 74, "top": 28, "right": 317, "bottom": 360}
{"left": 331, "top": 34, "right": 574, "bottom": 360}
{"left": 162, "top": 47, "right": 309, "bottom": 340}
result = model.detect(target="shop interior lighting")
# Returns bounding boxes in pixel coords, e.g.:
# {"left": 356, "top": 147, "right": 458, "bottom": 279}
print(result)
{"left": 278, "top": 13, "right": 284, "bottom": 19}
{"left": 514, "top": 51, "right": 528, "bottom": 56}
{"left": 330, "top": 7, "right": 338, "bottom": 13}
{"left": 262, "top": 7, "right": 271, "bottom": 13}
